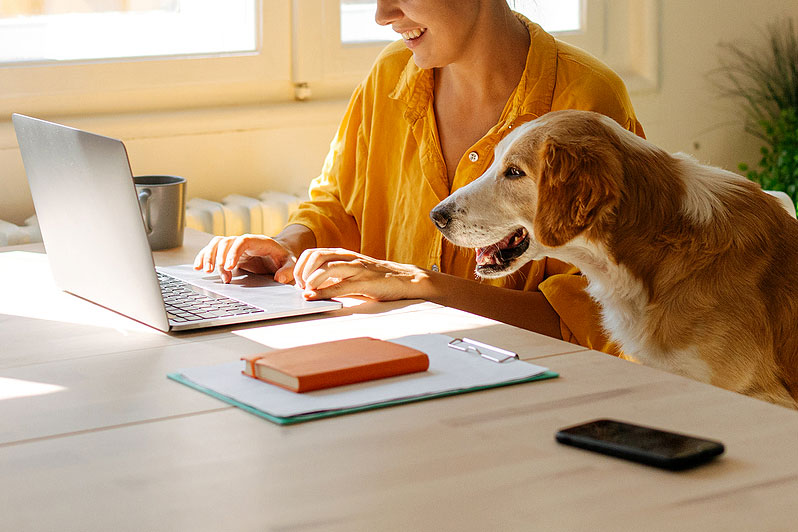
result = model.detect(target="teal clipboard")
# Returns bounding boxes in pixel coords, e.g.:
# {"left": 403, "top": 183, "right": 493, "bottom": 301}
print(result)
{"left": 167, "top": 370, "right": 559, "bottom": 425}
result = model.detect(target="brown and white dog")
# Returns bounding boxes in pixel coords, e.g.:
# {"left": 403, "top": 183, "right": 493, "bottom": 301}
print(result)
{"left": 430, "top": 109, "right": 798, "bottom": 409}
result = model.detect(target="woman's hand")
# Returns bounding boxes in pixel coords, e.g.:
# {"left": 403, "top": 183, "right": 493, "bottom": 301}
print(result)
{"left": 293, "top": 248, "right": 432, "bottom": 301}
{"left": 193, "top": 234, "right": 296, "bottom": 284}
{"left": 292, "top": 248, "right": 563, "bottom": 339}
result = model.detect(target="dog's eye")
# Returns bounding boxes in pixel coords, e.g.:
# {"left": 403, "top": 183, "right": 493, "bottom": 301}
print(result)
{"left": 504, "top": 166, "right": 524, "bottom": 179}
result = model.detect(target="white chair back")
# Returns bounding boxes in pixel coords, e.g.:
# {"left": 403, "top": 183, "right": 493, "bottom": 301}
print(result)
{"left": 765, "top": 190, "right": 797, "bottom": 218}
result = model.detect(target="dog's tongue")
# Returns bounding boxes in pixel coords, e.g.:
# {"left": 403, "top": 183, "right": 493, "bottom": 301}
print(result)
{"left": 475, "top": 247, "right": 493, "bottom": 265}
{"left": 475, "top": 229, "right": 526, "bottom": 265}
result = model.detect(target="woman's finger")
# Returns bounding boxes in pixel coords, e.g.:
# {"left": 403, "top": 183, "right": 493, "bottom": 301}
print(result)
{"left": 215, "top": 237, "right": 236, "bottom": 275}
{"left": 273, "top": 259, "right": 297, "bottom": 284}
{"left": 193, "top": 236, "right": 225, "bottom": 272}
{"left": 303, "top": 261, "right": 365, "bottom": 290}
{"left": 294, "top": 248, "right": 357, "bottom": 288}
{"left": 302, "top": 277, "right": 385, "bottom": 301}
{"left": 223, "top": 235, "right": 251, "bottom": 272}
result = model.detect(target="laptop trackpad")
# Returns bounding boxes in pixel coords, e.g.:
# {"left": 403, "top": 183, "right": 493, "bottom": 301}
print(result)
{"left": 156, "top": 264, "right": 340, "bottom": 313}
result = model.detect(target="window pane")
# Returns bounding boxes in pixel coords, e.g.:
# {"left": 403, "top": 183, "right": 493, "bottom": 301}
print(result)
{"left": 339, "top": 0, "right": 581, "bottom": 44}
{"left": 340, "top": 0, "right": 395, "bottom": 44}
{"left": 0, "top": 0, "right": 257, "bottom": 64}
{"left": 510, "top": 0, "right": 582, "bottom": 33}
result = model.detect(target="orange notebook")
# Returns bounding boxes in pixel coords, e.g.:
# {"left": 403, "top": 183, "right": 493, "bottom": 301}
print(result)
{"left": 241, "top": 337, "right": 430, "bottom": 393}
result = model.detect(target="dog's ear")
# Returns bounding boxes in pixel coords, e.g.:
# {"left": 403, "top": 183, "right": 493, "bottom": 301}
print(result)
{"left": 534, "top": 138, "right": 620, "bottom": 247}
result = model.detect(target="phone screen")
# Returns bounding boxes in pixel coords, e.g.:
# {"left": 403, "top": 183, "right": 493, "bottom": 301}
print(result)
{"left": 556, "top": 419, "right": 725, "bottom": 470}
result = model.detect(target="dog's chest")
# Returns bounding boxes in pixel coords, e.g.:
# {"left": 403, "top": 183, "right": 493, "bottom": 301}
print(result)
{"left": 590, "top": 280, "right": 649, "bottom": 351}
{"left": 585, "top": 269, "right": 714, "bottom": 382}
{"left": 584, "top": 267, "right": 649, "bottom": 344}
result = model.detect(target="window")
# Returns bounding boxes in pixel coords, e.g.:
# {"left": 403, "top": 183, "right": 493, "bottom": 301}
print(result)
{"left": 293, "top": 0, "right": 590, "bottom": 99}
{"left": 1, "top": 1, "right": 289, "bottom": 117}
{"left": 325, "top": 0, "right": 599, "bottom": 91}
{"left": 332, "top": 0, "right": 658, "bottom": 94}
{"left": 340, "top": 0, "right": 395, "bottom": 44}
{"left": 509, "top": 0, "right": 582, "bottom": 33}
{"left": 339, "top": 0, "right": 583, "bottom": 43}
{"left": 0, "top": 1, "right": 257, "bottom": 63}
{"left": 0, "top": 0, "right": 657, "bottom": 118}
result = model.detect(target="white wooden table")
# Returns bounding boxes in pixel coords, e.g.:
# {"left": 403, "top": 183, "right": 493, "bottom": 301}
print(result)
{"left": 1, "top": 229, "right": 796, "bottom": 531}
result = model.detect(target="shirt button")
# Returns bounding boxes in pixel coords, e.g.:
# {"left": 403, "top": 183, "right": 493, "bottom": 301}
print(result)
{"left": 430, "top": 264, "right": 439, "bottom": 272}
{"left": 468, "top": 151, "right": 479, "bottom": 162}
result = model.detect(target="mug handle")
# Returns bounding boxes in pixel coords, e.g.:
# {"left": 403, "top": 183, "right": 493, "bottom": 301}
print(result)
{"left": 138, "top": 188, "right": 153, "bottom": 234}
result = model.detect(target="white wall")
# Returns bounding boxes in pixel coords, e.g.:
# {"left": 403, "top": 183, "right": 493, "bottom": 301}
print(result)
{"left": 0, "top": 102, "right": 344, "bottom": 225}
{"left": 2, "top": 0, "right": 797, "bottom": 226}
{"left": 634, "top": 0, "right": 798, "bottom": 168}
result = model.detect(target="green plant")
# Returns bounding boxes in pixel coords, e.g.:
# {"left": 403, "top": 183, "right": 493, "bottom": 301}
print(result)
{"left": 714, "top": 18, "right": 798, "bottom": 212}
{"left": 738, "top": 108, "right": 798, "bottom": 199}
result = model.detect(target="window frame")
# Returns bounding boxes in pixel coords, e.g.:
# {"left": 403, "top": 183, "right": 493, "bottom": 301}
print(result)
{"left": 0, "top": 2, "right": 292, "bottom": 118}
{"left": 291, "top": 0, "right": 392, "bottom": 100}
{"left": 297, "top": 0, "right": 659, "bottom": 97}
{"left": 0, "top": 0, "right": 659, "bottom": 119}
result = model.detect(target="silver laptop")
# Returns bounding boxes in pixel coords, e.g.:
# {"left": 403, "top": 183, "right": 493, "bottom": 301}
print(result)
{"left": 12, "top": 113, "right": 342, "bottom": 332}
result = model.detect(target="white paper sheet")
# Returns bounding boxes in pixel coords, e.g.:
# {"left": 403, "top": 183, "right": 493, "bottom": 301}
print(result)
{"left": 171, "top": 334, "right": 551, "bottom": 418}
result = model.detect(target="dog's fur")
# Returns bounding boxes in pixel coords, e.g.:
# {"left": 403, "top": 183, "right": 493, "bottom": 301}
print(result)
{"left": 431, "top": 109, "right": 798, "bottom": 408}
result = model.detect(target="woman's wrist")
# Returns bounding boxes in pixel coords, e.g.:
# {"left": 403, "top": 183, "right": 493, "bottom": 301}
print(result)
{"left": 405, "top": 267, "right": 447, "bottom": 302}
{"left": 273, "top": 224, "right": 317, "bottom": 259}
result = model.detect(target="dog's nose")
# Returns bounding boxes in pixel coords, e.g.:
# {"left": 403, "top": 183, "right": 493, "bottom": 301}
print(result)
{"left": 429, "top": 205, "right": 451, "bottom": 229}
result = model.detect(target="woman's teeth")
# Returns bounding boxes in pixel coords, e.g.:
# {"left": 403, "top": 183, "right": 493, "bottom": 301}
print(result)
{"left": 401, "top": 28, "right": 426, "bottom": 40}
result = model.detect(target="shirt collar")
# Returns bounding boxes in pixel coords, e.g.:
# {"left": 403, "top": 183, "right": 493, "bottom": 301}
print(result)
{"left": 388, "top": 50, "right": 434, "bottom": 123}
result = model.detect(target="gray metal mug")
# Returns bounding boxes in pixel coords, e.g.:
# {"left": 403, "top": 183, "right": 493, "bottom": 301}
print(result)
{"left": 134, "top": 175, "right": 186, "bottom": 251}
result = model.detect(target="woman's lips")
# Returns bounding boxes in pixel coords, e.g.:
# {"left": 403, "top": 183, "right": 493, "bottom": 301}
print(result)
{"left": 400, "top": 27, "right": 427, "bottom": 48}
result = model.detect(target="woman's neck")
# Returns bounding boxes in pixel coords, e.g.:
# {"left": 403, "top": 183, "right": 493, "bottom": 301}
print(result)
{"left": 431, "top": 8, "right": 531, "bottom": 184}
{"left": 435, "top": 9, "right": 529, "bottom": 106}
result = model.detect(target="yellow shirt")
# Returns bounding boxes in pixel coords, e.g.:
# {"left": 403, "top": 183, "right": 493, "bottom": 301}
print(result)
{"left": 288, "top": 16, "right": 644, "bottom": 353}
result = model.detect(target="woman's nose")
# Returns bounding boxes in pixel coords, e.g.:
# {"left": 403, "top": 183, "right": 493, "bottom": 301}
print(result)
{"left": 375, "top": 0, "right": 402, "bottom": 26}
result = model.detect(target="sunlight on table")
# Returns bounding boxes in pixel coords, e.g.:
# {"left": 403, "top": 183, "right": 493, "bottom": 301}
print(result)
{"left": 0, "top": 251, "right": 158, "bottom": 334}
{"left": 0, "top": 377, "right": 66, "bottom": 401}
{"left": 233, "top": 303, "right": 498, "bottom": 350}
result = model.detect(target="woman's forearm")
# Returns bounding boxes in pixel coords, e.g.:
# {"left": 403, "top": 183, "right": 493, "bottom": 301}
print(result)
{"left": 417, "top": 271, "right": 563, "bottom": 339}
{"left": 291, "top": 248, "right": 563, "bottom": 339}
{"left": 274, "top": 224, "right": 317, "bottom": 258}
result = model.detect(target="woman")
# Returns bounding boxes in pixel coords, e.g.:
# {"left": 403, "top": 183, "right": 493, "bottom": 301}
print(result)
{"left": 195, "top": 0, "right": 644, "bottom": 351}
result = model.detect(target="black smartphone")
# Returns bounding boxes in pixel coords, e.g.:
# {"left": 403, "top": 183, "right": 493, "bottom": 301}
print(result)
{"left": 555, "top": 419, "right": 725, "bottom": 471}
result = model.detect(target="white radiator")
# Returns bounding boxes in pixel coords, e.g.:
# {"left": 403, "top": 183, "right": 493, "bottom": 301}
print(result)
{"left": 0, "top": 191, "right": 303, "bottom": 245}
{"left": 0, "top": 215, "right": 41, "bottom": 246}
{"left": 186, "top": 191, "right": 304, "bottom": 236}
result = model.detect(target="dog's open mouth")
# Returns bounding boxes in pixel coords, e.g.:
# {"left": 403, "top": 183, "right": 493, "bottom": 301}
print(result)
{"left": 475, "top": 227, "right": 530, "bottom": 275}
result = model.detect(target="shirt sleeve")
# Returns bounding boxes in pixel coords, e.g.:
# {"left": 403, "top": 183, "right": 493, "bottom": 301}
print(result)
{"left": 537, "top": 258, "right": 621, "bottom": 355}
{"left": 551, "top": 42, "right": 646, "bottom": 140}
{"left": 286, "top": 84, "right": 365, "bottom": 252}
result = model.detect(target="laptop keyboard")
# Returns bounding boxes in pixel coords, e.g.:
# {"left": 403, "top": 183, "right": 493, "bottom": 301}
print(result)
{"left": 158, "top": 272, "right": 264, "bottom": 323}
